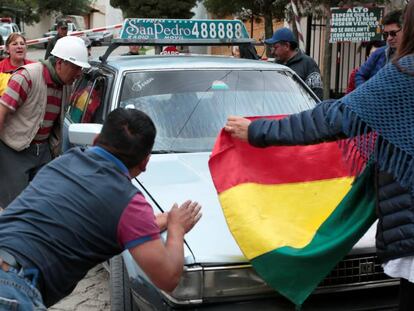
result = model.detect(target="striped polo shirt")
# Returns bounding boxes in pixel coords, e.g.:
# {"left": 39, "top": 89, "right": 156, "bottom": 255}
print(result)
{"left": 0, "top": 64, "right": 63, "bottom": 143}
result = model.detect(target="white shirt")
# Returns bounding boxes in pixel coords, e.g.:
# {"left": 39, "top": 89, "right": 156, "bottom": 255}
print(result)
{"left": 383, "top": 256, "right": 414, "bottom": 282}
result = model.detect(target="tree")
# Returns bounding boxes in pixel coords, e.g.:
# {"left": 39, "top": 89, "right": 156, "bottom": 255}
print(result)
{"left": 204, "top": 0, "right": 289, "bottom": 55}
{"left": 110, "top": 0, "right": 198, "bottom": 19}
{"left": 0, "top": 0, "right": 39, "bottom": 24}
{"left": 0, "top": 0, "right": 92, "bottom": 24}
{"left": 38, "top": 0, "right": 92, "bottom": 16}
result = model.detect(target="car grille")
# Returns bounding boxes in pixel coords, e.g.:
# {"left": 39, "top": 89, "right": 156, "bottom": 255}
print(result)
{"left": 319, "top": 254, "right": 394, "bottom": 288}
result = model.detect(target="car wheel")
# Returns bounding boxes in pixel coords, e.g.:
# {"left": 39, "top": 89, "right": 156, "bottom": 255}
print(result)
{"left": 110, "top": 255, "right": 138, "bottom": 311}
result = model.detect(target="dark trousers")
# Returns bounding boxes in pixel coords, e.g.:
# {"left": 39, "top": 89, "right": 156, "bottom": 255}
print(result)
{"left": 0, "top": 140, "right": 51, "bottom": 208}
{"left": 399, "top": 278, "right": 414, "bottom": 311}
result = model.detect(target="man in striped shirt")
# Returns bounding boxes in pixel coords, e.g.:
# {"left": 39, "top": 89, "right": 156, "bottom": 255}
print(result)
{"left": 0, "top": 36, "right": 90, "bottom": 208}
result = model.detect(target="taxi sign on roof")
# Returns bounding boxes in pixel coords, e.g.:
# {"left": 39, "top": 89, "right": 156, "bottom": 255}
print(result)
{"left": 120, "top": 18, "right": 250, "bottom": 42}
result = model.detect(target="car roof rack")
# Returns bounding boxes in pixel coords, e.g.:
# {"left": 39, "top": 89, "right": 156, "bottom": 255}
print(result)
{"left": 99, "top": 18, "right": 256, "bottom": 63}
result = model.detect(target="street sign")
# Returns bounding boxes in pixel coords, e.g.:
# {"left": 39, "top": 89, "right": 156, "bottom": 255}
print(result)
{"left": 330, "top": 6, "right": 384, "bottom": 43}
{"left": 120, "top": 18, "right": 250, "bottom": 41}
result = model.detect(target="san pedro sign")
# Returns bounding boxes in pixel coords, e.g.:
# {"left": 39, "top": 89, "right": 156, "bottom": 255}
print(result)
{"left": 330, "top": 6, "right": 384, "bottom": 43}
{"left": 120, "top": 19, "right": 250, "bottom": 41}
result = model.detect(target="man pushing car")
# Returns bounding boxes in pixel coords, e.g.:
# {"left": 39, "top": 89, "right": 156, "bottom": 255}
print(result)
{"left": 0, "top": 107, "right": 202, "bottom": 309}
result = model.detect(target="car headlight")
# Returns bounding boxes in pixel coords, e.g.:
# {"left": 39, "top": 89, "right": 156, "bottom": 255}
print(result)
{"left": 162, "top": 265, "right": 275, "bottom": 305}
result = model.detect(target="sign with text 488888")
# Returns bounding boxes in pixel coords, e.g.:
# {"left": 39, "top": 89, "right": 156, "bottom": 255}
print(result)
{"left": 120, "top": 19, "right": 250, "bottom": 41}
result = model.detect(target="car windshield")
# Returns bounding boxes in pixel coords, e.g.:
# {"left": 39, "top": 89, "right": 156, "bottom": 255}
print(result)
{"left": 0, "top": 26, "right": 10, "bottom": 37}
{"left": 119, "top": 70, "right": 317, "bottom": 153}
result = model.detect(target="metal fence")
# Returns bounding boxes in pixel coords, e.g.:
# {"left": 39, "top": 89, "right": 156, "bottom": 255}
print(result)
{"left": 306, "top": 16, "right": 368, "bottom": 99}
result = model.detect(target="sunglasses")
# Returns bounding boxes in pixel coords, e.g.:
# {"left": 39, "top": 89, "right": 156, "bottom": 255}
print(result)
{"left": 382, "top": 28, "right": 401, "bottom": 40}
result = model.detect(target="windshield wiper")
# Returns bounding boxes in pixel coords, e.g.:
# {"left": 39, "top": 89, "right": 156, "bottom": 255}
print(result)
{"left": 152, "top": 150, "right": 192, "bottom": 154}
{"left": 152, "top": 150, "right": 174, "bottom": 154}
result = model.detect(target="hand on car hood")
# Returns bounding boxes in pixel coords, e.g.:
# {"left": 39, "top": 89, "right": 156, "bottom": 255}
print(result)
{"left": 135, "top": 152, "right": 246, "bottom": 263}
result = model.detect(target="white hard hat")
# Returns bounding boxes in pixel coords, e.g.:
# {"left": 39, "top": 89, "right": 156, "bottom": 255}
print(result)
{"left": 51, "top": 36, "right": 91, "bottom": 68}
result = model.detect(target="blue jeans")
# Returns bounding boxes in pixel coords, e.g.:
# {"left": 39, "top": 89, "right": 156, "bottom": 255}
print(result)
{"left": 0, "top": 267, "right": 46, "bottom": 311}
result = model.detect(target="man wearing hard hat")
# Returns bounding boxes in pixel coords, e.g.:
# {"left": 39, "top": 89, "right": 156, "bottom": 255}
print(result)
{"left": 0, "top": 36, "right": 90, "bottom": 209}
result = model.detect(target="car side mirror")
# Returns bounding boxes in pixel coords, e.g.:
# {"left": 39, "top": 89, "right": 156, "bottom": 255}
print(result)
{"left": 68, "top": 123, "right": 102, "bottom": 145}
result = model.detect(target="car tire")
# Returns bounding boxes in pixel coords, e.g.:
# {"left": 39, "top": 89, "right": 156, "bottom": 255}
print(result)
{"left": 110, "top": 255, "right": 137, "bottom": 311}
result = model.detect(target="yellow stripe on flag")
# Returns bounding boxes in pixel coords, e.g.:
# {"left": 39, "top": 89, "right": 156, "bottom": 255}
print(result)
{"left": 219, "top": 177, "right": 353, "bottom": 259}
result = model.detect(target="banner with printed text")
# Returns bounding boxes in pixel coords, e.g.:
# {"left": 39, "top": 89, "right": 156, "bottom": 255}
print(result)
{"left": 330, "top": 6, "right": 384, "bottom": 43}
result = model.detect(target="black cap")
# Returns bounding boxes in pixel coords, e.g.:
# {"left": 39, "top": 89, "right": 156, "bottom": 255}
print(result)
{"left": 265, "top": 27, "right": 297, "bottom": 45}
{"left": 57, "top": 20, "right": 68, "bottom": 28}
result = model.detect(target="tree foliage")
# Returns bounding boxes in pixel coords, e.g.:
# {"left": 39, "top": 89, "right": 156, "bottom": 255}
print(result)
{"left": 204, "top": 0, "right": 288, "bottom": 22}
{"left": 0, "top": 0, "right": 92, "bottom": 24}
{"left": 110, "top": 0, "right": 198, "bottom": 18}
{"left": 38, "top": 0, "right": 92, "bottom": 16}
{"left": 204, "top": 0, "right": 390, "bottom": 28}
{"left": 204, "top": 0, "right": 289, "bottom": 55}
{"left": 0, "top": 0, "right": 38, "bottom": 23}
{"left": 203, "top": 0, "right": 253, "bottom": 18}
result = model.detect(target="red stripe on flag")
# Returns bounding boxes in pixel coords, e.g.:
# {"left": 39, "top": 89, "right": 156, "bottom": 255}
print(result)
{"left": 209, "top": 116, "right": 353, "bottom": 193}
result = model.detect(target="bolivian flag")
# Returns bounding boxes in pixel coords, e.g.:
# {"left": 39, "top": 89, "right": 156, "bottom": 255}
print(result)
{"left": 208, "top": 118, "right": 376, "bottom": 306}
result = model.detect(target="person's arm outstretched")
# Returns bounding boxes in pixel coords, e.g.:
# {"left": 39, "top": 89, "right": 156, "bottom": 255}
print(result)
{"left": 225, "top": 100, "right": 346, "bottom": 147}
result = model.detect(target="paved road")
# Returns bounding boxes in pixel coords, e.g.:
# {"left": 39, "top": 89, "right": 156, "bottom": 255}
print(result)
{"left": 49, "top": 265, "right": 110, "bottom": 311}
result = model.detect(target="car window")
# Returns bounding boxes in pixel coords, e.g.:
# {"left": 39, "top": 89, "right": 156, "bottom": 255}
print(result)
{"left": 0, "top": 26, "right": 7, "bottom": 37}
{"left": 0, "top": 26, "right": 10, "bottom": 35}
{"left": 66, "top": 76, "right": 105, "bottom": 123}
{"left": 119, "top": 70, "right": 317, "bottom": 153}
{"left": 12, "top": 25, "right": 19, "bottom": 32}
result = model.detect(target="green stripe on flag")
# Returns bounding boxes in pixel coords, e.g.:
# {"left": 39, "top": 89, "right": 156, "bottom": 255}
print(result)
{"left": 251, "top": 167, "right": 376, "bottom": 306}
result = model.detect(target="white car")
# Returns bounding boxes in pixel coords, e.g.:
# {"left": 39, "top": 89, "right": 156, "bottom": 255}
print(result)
{"left": 66, "top": 18, "right": 399, "bottom": 311}
{"left": 0, "top": 21, "right": 21, "bottom": 43}
{"left": 86, "top": 31, "right": 113, "bottom": 46}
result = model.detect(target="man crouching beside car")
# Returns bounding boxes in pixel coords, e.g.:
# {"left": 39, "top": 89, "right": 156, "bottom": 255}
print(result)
{"left": 0, "top": 107, "right": 202, "bottom": 309}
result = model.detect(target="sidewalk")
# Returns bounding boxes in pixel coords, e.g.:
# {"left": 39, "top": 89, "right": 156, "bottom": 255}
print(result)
{"left": 49, "top": 265, "right": 110, "bottom": 311}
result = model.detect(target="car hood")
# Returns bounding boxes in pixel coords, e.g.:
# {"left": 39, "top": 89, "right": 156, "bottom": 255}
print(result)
{"left": 136, "top": 152, "right": 244, "bottom": 264}
{"left": 136, "top": 153, "right": 377, "bottom": 264}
